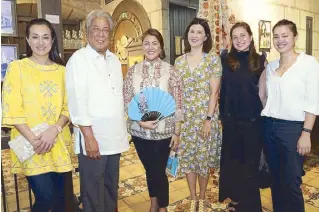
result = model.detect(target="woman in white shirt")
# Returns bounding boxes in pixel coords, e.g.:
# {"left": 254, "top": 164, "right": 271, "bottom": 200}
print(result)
{"left": 261, "top": 19, "right": 319, "bottom": 212}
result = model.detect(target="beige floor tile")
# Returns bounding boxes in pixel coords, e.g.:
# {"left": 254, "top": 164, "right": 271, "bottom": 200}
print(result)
{"left": 118, "top": 199, "right": 130, "bottom": 210}
{"left": 123, "top": 194, "right": 146, "bottom": 206}
{"left": 120, "top": 164, "right": 144, "bottom": 178}
{"left": 73, "top": 178, "right": 80, "bottom": 187}
{"left": 120, "top": 169, "right": 133, "bottom": 181}
{"left": 131, "top": 201, "right": 151, "bottom": 212}
{"left": 139, "top": 191, "right": 150, "bottom": 200}
{"left": 7, "top": 198, "right": 32, "bottom": 212}
{"left": 302, "top": 174, "right": 315, "bottom": 183}
{"left": 305, "top": 203, "right": 319, "bottom": 212}
{"left": 260, "top": 188, "right": 272, "bottom": 198}
{"left": 305, "top": 178, "right": 319, "bottom": 188}
{"left": 6, "top": 191, "right": 32, "bottom": 203}
{"left": 125, "top": 164, "right": 143, "bottom": 172}
{"left": 73, "top": 185, "right": 80, "bottom": 194}
{"left": 169, "top": 184, "right": 178, "bottom": 192}
{"left": 206, "top": 183, "right": 213, "bottom": 189}
{"left": 170, "top": 179, "right": 188, "bottom": 190}
{"left": 169, "top": 189, "right": 190, "bottom": 203}
{"left": 261, "top": 194, "right": 273, "bottom": 209}
{"left": 179, "top": 187, "right": 191, "bottom": 196}
{"left": 119, "top": 208, "right": 135, "bottom": 212}
{"left": 304, "top": 170, "right": 319, "bottom": 178}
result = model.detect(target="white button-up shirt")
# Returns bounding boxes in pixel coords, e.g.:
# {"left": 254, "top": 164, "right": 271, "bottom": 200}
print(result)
{"left": 66, "top": 44, "right": 129, "bottom": 155}
{"left": 261, "top": 52, "right": 319, "bottom": 121}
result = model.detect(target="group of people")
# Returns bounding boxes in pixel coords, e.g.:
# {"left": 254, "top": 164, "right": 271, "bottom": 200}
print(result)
{"left": 1, "top": 8, "right": 318, "bottom": 212}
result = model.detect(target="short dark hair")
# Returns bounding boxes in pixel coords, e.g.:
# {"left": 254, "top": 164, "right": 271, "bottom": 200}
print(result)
{"left": 183, "top": 18, "right": 212, "bottom": 53}
{"left": 26, "top": 18, "right": 64, "bottom": 66}
{"left": 273, "top": 19, "right": 298, "bottom": 37}
{"left": 142, "top": 28, "right": 166, "bottom": 59}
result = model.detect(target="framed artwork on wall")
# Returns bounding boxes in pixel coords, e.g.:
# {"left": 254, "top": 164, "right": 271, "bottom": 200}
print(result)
{"left": 259, "top": 20, "right": 271, "bottom": 52}
{"left": 1, "top": 0, "right": 18, "bottom": 36}
{"left": 1, "top": 44, "right": 18, "bottom": 81}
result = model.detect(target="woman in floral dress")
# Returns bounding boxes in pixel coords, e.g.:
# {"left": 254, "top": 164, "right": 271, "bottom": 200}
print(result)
{"left": 174, "top": 18, "right": 222, "bottom": 212}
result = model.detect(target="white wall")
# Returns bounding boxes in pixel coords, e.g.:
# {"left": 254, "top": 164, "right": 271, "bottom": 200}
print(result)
{"left": 229, "top": 0, "right": 319, "bottom": 60}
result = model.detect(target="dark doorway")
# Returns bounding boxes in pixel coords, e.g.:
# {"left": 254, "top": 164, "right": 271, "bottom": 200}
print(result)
{"left": 169, "top": 3, "right": 196, "bottom": 64}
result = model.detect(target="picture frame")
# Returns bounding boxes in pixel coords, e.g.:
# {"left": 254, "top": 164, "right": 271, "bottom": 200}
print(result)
{"left": 1, "top": 0, "right": 18, "bottom": 36}
{"left": 1, "top": 44, "right": 18, "bottom": 81}
{"left": 258, "top": 20, "right": 271, "bottom": 52}
{"left": 181, "top": 38, "right": 185, "bottom": 54}
{"left": 175, "top": 36, "right": 182, "bottom": 56}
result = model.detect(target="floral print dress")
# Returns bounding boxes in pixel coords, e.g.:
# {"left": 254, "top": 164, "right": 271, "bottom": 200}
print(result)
{"left": 174, "top": 52, "right": 222, "bottom": 178}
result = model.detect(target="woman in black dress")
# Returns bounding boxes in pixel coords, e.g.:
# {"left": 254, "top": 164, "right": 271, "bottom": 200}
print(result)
{"left": 218, "top": 22, "right": 267, "bottom": 211}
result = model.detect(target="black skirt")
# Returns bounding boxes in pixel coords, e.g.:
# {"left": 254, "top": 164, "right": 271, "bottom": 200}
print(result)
{"left": 219, "top": 117, "right": 263, "bottom": 212}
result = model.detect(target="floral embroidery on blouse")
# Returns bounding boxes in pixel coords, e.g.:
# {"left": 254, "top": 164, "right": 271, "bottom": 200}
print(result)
{"left": 123, "top": 59, "right": 184, "bottom": 140}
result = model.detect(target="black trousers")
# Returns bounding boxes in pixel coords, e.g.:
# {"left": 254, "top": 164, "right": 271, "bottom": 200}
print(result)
{"left": 132, "top": 136, "right": 171, "bottom": 207}
{"left": 219, "top": 118, "right": 263, "bottom": 212}
{"left": 264, "top": 117, "right": 305, "bottom": 212}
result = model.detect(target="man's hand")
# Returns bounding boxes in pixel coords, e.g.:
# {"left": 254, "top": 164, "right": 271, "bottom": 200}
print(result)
{"left": 84, "top": 135, "right": 101, "bottom": 160}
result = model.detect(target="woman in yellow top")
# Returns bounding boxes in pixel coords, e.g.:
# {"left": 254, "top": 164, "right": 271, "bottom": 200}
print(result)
{"left": 1, "top": 18, "right": 73, "bottom": 212}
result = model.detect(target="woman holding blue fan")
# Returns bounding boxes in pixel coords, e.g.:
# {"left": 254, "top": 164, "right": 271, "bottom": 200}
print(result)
{"left": 123, "top": 28, "right": 183, "bottom": 212}
{"left": 174, "top": 18, "right": 222, "bottom": 212}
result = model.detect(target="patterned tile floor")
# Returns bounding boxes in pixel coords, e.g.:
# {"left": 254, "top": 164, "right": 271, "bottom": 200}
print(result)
{"left": 2, "top": 143, "right": 319, "bottom": 212}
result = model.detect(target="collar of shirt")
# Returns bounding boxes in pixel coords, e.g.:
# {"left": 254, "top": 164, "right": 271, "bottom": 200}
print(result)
{"left": 143, "top": 57, "right": 162, "bottom": 68}
{"left": 269, "top": 52, "right": 305, "bottom": 72}
{"left": 85, "top": 44, "right": 112, "bottom": 60}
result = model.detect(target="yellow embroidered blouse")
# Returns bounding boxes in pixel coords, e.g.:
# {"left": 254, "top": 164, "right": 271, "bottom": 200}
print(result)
{"left": 2, "top": 58, "right": 73, "bottom": 176}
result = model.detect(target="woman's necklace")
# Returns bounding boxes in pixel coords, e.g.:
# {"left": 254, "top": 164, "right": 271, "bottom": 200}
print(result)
{"left": 279, "top": 56, "right": 297, "bottom": 71}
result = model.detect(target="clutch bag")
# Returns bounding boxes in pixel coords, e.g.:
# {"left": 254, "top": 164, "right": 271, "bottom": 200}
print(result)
{"left": 166, "top": 151, "right": 179, "bottom": 178}
{"left": 8, "top": 123, "right": 50, "bottom": 162}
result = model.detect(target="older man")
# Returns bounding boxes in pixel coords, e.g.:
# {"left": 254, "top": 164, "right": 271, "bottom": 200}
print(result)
{"left": 65, "top": 10, "right": 129, "bottom": 212}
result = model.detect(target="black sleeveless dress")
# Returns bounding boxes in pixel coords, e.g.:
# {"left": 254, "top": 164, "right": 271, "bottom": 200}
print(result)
{"left": 218, "top": 50, "right": 266, "bottom": 212}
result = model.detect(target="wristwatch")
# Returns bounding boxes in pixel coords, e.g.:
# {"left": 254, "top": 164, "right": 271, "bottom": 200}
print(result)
{"left": 206, "top": 116, "right": 212, "bottom": 121}
{"left": 302, "top": 128, "right": 312, "bottom": 134}
{"left": 53, "top": 125, "right": 62, "bottom": 133}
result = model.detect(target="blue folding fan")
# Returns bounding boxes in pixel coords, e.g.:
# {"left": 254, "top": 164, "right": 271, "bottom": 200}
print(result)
{"left": 128, "top": 87, "right": 176, "bottom": 121}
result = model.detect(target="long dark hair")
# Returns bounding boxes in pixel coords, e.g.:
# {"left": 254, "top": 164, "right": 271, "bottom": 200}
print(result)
{"left": 183, "top": 18, "right": 212, "bottom": 53}
{"left": 26, "top": 18, "right": 64, "bottom": 66}
{"left": 226, "top": 22, "right": 261, "bottom": 72}
{"left": 142, "top": 28, "right": 166, "bottom": 59}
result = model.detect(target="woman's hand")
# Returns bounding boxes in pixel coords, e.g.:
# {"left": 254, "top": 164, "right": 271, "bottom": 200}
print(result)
{"left": 35, "top": 126, "right": 59, "bottom": 154}
{"left": 29, "top": 136, "right": 43, "bottom": 154}
{"left": 170, "top": 134, "right": 180, "bottom": 151}
{"left": 138, "top": 121, "right": 158, "bottom": 130}
{"left": 297, "top": 132, "right": 311, "bottom": 156}
{"left": 199, "top": 120, "right": 211, "bottom": 139}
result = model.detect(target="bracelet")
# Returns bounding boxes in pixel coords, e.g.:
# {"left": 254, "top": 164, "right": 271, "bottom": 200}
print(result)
{"left": 302, "top": 128, "right": 312, "bottom": 134}
{"left": 53, "top": 125, "right": 62, "bottom": 133}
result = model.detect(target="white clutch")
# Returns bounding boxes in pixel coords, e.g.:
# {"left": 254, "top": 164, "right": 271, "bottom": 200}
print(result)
{"left": 8, "top": 123, "right": 50, "bottom": 162}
